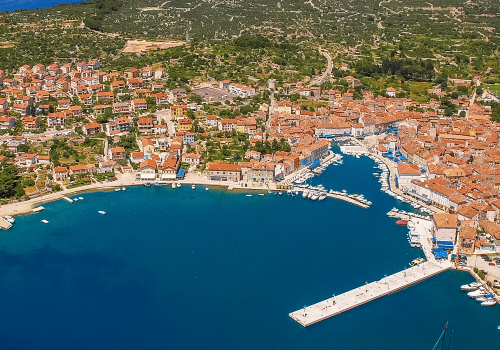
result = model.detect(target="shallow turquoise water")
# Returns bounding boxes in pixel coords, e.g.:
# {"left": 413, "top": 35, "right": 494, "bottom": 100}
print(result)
{"left": 0, "top": 150, "right": 499, "bottom": 349}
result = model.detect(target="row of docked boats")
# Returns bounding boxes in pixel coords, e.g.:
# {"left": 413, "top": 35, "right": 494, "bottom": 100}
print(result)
{"left": 388, "top": 207, "right": 430, "bottom": 221}
{"left": 461, "top": 282, "right": 497, "bottom": 306}
{"left": 301, "top": 185, "right": 327, "bottom": 201}
{"left": 368, "top": 154, "right": 437, "bottom": 215}
{"left": 406, "top": 221, "right": 421, "bottom": 248}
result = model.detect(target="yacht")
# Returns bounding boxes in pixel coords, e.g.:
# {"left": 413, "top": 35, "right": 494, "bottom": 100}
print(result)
{"left": 98, "top": 211, "right": 106, "bottom": 215}
{"left": 460, "top": 282, "right": 482, "bottom": 291}
{"left": 481, "top": 299, "right": 497, "bottom": 306}
{"left": 311, "top": 192, "right": 319, "bottom": 201}
{"left": 468, "top": 288, "right": 487, "bottom": 298}
{"left": 41, "top": 219, "right": 49, "bottom": 224}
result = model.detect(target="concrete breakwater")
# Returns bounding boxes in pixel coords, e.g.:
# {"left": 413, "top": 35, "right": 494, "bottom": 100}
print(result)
{"left": 289, "top": 261, "right": 449, "bottom": 327}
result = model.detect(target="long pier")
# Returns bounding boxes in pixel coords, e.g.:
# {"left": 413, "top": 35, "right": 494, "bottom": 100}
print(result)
{"left": 289, "top": 261, "right": 449, "bottom": 327}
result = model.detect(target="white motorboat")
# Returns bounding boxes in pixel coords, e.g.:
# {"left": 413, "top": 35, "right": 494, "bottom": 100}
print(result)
{"left": 191, "top": 184, "right": 196, "bottom": 190}
{"left": 259, "top": 193, "right": 265, "bottom": 196}
{"left": 308, "top": 191, "right": 314, "bottom": 199}
{"left": 98, "top": 211, "right": 106, "bottom": 215}
{"left": 172, "top": 183, "right": 176, "bottom": 189}
{"left": 115, "top": 188, "right": 121, "bottom": 192}
{"left": 122, "top": 187, "right": 126, "bottom": 191}
{"left": 468, "top": 288, "right": 487, "bottom": 298}
{"left": 4, "top": 215, "right": 15, "bottom": 223}
{"left": 177, "top": 183, "right": 181, "bottom": 188}
{"left": 73, "top": 198, "right": 79, "bottom": 201}
{"left": 246, "top": 194, "right": 252, "bottom": 197}
{"left": 311, "top": 193, "right": 319, "bottom": 201}
{"left": 461, "top": 282, "right": 482, "bottom": 291}
{"left": 481, "top": 299, "right": 497, "bottom": 306}
{"left": 41, "top": 219, "right": 49, "bottom": 224}
{"left": 206, "top": 187, "right": 210, "bottom": 191}
{"left": 302, "top": 190, "right": 309, "bottom": 198}
{"left": 78, "top": 197, "right": 84, "bottom": 200}
{"left": 318, "top": 194, "right": 326, "bottom": 201}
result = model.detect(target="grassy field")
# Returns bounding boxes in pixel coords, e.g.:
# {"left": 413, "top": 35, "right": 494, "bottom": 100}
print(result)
{"left": 486, "top": 85, "right": 500, "bottom": 96}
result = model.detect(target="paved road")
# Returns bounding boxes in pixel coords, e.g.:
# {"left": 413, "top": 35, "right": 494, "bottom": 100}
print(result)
{"left": 308, "top": 49, "right": 333, "bottom": 87}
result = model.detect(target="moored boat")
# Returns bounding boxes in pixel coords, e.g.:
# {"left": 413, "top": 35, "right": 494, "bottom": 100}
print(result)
{"left": 98, "top": 211, "right": 106, "bottom": 215}
{"left": 460, "top": 282, "right": 482, "bottom": 291}
{"left": 41, "top": 219, "right": 49, "bottom": 224}
{"left": 396, "top": 220, "right": 408, "bottom": 225}
{"left": 481, "top": 299, "right": 496, "bottom": 306}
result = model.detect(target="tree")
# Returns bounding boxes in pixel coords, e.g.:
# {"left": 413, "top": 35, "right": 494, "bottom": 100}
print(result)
{"left": 0, "top": 165, "right": 23, "bottom": 199}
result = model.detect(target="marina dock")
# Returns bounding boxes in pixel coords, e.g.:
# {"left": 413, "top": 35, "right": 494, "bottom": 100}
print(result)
{"left": 325, "top": 192, "right": 369, "bottom": 208}
{"left": 289, "top": 261, "right": 449, "bottom": 327}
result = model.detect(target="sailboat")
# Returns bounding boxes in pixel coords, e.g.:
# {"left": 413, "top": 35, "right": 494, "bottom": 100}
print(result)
{"left": 431, "top": 323, "right": 453, "bottom": 350}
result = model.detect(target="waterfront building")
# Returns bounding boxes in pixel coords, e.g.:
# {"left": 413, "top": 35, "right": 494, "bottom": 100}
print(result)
{"left": 431, "top": 213, "right": 458, "bottom": 244}
{"left": 207, "top": 163, "right": 242, "bottom": 182}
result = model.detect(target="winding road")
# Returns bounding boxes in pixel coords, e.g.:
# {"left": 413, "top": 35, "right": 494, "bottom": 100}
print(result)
{"left": 308, "top": 49, "right": 333, "bottom": 87}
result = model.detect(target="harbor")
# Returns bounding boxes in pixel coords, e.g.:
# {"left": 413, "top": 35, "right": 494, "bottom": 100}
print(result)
{"left": 289, "top": 261, "right": 450, "bottom": 327}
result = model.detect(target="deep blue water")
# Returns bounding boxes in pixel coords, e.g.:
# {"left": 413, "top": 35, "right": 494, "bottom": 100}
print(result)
{"left": 2, "top": 0, "right": 83, "bottom": 12}
{"left": 1, "top": 150, "right": 499, "bottom": 349}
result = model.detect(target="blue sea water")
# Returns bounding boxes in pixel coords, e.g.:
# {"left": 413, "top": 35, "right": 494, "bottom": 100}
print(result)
{"left": 1, "top": 150, "right": 499, "bottom": 349}
{"left": 1, "top": 0, "right": 83, "bottom": 12}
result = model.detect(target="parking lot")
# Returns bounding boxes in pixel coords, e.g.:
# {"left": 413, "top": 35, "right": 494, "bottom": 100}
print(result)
{"left": 192, "top": 87, "right": 237, "bottom": 102}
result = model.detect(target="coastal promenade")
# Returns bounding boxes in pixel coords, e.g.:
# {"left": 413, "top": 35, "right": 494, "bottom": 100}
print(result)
{"left": 289, "top": 261, "right": 450, "bottom": 327}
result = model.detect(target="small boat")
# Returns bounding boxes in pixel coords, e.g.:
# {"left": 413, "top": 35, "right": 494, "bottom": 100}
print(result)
{"left": 122, "top": 187, "right": 126, "bottom": 191}
{"left": 268, "top": 190, "right": 271, "bottom": 194}
{"left": 206, "top": 187, "right": 209, "bottom": 191}
{"left": 41, "top": 219, "right": 49, "bottom": 224}
{"left": 115, "top": 188, "right": 121, "bottom": 192}
{"left": 98, "top": 211, "right": 106, "bottom": 215}
{"left": 191, "top": 184, "right": 196, "bottom": 190}
{"left": 73, "top": 198, "right": 79, "bottom": 201}
{"left": 246, "top": 194, "right": 252, "bottom": 197}
{"left": 4, "top": 215, "right": 15, "bottom": 223}
{"left": 302, "top": 190, "right": 309, "bottom": 198}
{"left": 311, "top": 193, "right": 319, "bottom": 201}
{"left": 461, "top": 282, "right": 482, "bottom": 291}
{"left": 177, "top": 183, "right": 181, "bottom": 188}
{"left": 172, "top": 183, "right": 176, "bottom": 189}
{"left": 396, "top": 220, "right": 408, "bottom": 225}
{"left": 481, "top": 299, "right": 496, "bottom": 306}
{"left": 318, "top": 194, "right": 326, "bottom": 201}
{"left": 78, "top": 197, "right": 84, "bottom": 200}
{"left": 259, "top": 193, "right": 265, "bottom": 196}
{"left": 410, "top": 258, "right": 425, "bottom": 266}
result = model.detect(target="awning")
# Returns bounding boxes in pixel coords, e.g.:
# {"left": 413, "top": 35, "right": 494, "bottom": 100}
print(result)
{"left": 405, "top": 190, "right": 432, "bottom": 204}
{"left": 375, "top": 131, "right": 380, "bottom": 135}
{"left": 400, "top": 155, "right": 407, "bottom": 161}
{"left": 176, "top": 169, "right": 185, "bottom": 178}
{"left": 394, "top": 158, "right": 400, "bottom": 163}
{"left": 420, "top": 168, "right": 426, "bottom": 173}
{"left": 392, "top": 127, "right": 398, "bottom": 131}
{"left": 309, "top": 160, "right": 321, "bottom": 169}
